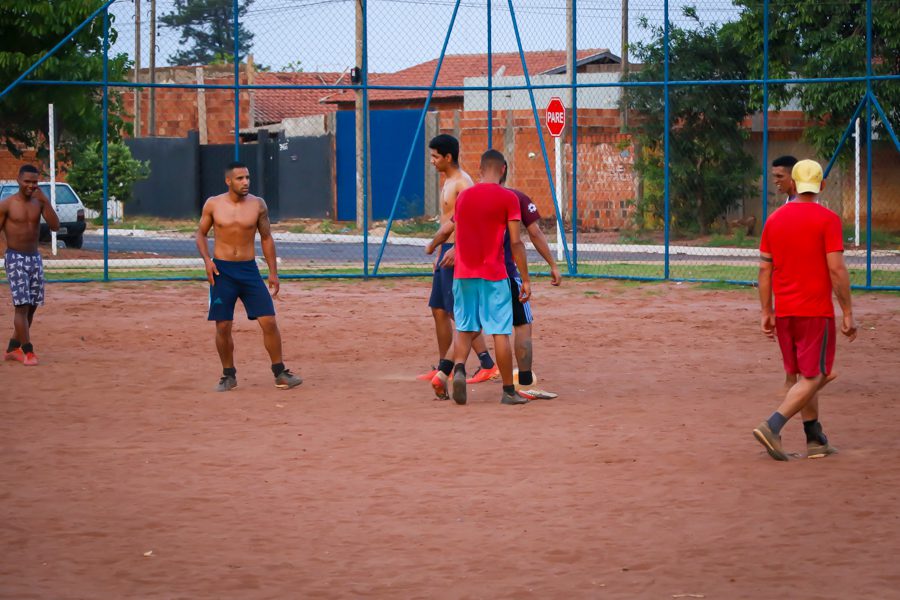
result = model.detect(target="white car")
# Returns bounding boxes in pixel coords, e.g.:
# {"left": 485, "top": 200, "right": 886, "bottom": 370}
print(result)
{"left": 0, "top": 181, "right": 87, "bottom": 249}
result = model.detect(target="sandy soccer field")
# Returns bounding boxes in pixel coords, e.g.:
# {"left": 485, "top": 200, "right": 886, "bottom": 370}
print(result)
{"left": 2, "top": 279, "right": 899, "bottom": 599}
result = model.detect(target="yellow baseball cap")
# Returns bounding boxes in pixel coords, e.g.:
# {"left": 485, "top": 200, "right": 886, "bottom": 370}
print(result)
{"left": 792, "top": 159, "right": 824, "bottom": 194}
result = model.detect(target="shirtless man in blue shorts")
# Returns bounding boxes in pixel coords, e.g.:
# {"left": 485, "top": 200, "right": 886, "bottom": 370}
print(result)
{"left": 195, "top": 161, "right": 302, "bottom": 392}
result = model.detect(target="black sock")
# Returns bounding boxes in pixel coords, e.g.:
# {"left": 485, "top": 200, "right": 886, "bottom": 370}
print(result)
{"left": 7, "top": 338, "right": 20, "bottom": 352}
{"left": 477, "top": 351, "right": 495, "bottom": 369}
{"left": 518, "top": 370, "right": 534, "bottom": 386}
{"left": 453, "top": 363, "right": 466, "bottom": 377}
{"left": 438, "top": 359, "right": 453, "bottom": 376}
{"left": 223, "top": 367, "right": 236, "bottom": 378}
{"left": 803, "top": 419, "right": 828, "bottom": 445}
{"left": 503, "top": 384, "right": 516, "bottom": 395}
{"left": 21, "top": 343, "right": 33, "bottom": 354}
{"left": 272, "top": 362, "right": 286, "bottom": 377}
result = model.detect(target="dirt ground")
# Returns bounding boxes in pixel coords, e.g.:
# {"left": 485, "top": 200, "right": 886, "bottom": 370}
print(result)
{"left": 1, "top": 279, "right": 899, "bottom": 599}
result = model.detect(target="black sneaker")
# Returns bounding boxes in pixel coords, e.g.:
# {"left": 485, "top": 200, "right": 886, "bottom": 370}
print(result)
{"left": 452, "top": 369, "right": 467, "bottom": 405}
{"left": 216, "top": 375, "right": 237, "bottom": 392}
{"left": 501, "top": 390, "right": 529, "bottom": 405}
{"left": 275, "top": 369, "right": 303, "bottom": 389}
{"left": 807, "top": 441, "right": 839, "bottom": 459}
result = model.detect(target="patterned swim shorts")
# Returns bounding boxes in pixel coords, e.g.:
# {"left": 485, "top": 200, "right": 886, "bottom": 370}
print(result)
{"left": 5, "top": 249, "right": 45, "bottom": 307}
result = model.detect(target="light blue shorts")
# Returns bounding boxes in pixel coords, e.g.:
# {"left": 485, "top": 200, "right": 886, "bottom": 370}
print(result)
{"left": 452, "top": 278, "right": 513, "bottom": 335}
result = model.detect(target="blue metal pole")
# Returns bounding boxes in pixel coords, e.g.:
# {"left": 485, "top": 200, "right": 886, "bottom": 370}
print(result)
{"left": 571, "top": 0, "right": 578, "bottom": 272}
{"left": 865, "top": 0, "right": 873, "bottom": 288}
{"left": 663, "top": 0, "right": 670, "bottom": 279}
{"left": 761, "top": 0, "right": 770, "bottom": 227}
{"left": 506, "top": 0, "right": 572, "bottom": 272}
{"left": 233, "top": 0, "right": 240, "bottom": 160}
{"left": 0, "top": 0, "right": 117, "bottom": 101}
{"left": 362, "top": 0, "right": 370, "bottom": 277}
{"left": 869, "top": 94, "right": 900, "bottom": 154}
{"left": 373, "top": 0, "right": 463, "bottom": 275}
{"left": 487, "top": 0, "right": 493, "bottom": 149}
{"left": 823, "top": 94, "right": 869, "bottom": 178}
{"left": 102, "top": 9, "right": 110, "bottom": 282}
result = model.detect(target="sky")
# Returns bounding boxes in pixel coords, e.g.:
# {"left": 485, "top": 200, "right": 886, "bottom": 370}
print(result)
{"left": 106, "top": 0, "right": 744, "bottom": 75}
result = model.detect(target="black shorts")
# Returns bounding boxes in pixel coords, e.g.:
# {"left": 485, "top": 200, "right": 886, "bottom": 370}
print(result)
{"left": 428, "top": 243, "right": 454, "bottom": 313}
{"left": 207, "top": 259, "right": 275, "bottom": 321}
{"left": 509, "top": 275, "right": 533, "bottom": 327}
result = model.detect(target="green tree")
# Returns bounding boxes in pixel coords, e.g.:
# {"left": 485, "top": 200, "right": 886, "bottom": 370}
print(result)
{"left": 726, "top": 0, "right": 900, "bottom": 161}
{"left": 66, "top": 142, "right": 150, "bottom": 211}
{"left": 625, "top": 9, "right": 757, "bottom": 234}
{"left": 160, "top": 0, "right": 255, "bottom": 66}
{"left": 0, "top": 0, "right": 131, "bottom": 159}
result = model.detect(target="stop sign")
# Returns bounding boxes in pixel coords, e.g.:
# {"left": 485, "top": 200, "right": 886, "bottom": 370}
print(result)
{"left": 545, "top": 96, "right": 566, "bottom": 137}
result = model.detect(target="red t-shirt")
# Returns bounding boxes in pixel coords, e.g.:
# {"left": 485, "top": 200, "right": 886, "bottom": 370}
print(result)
{"left": 453, "top": 183, "right": 521, "bottom": 281}
{"left": 760, "top": 201, "right": 844, "bottom": 317}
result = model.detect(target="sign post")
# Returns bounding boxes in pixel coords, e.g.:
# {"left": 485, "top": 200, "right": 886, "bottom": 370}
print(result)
{"left": 49, "top": 104, "right": 57, "bottom": 256}
{"left": 545, "top": 97, "right": 566, "bottom": 261}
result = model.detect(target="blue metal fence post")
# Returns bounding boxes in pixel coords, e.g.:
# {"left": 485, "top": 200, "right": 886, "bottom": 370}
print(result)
{"left": 506, "top": 0, "right": 572, "bottom": 272}
{"left": 663, "top": 0, "right": 671, "bottom": 279}
{"left": 372, "top": 0, "right": 463, "bottom": 275}
{"left": 761, "top": 0, "right": 770, "bottom": 227}
{"left": 571, "top": 0, "right": 578, "bottom": 272}
{"left": 865, "top": 0, "right": 873, "bottom": 288}
{"left": 102, "top": 9, "right": 110, "bottom": 282}
{"left": 233, "top": 0, "right": 240, "bottom": 160}
{"left": 362, "top": 0, "right": 370, "bottom": 277}
{"left": 487, "top": 0, "right": 493, "bottom": 149}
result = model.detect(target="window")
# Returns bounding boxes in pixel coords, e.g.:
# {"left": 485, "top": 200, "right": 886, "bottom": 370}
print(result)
{"left": 0, "top": 184, "right": 79, "bottom": 204}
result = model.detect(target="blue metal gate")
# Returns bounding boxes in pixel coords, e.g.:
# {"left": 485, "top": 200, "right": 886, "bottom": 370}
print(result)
{"left": 336, "top": 109, "right": 425, "bottom": 222}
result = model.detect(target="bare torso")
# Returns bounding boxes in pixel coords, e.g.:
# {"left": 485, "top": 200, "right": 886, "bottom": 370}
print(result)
{"left": 440, "top": 168, "right": 474, "bottom": 245}
{"left": 0, "top": 194, "right": 43, "bottom": 254}
{"left": 206, "top": 193, "right": 266, "bottom": 261}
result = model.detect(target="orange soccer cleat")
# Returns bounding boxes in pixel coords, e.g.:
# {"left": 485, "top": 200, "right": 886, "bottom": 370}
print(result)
{"left": 23, "top": 352, "right": 39, "bottom": 366}
{"left": 416, "top": 367, "right": 439, "bottom": 381}
{"left": 4, "top": 348, "right": 25, "bottom": 363}
{"left": 466, "top": 365, "right": 499, "bottom": 384}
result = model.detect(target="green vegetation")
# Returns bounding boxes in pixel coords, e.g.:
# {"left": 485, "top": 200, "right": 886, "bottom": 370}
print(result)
{"left": 706, "top": 230, "right": 760, "bottom": 249}
{"left": 0, "top": 0, "right": 131, "bottom": 159}
{"left": 626, "top": 8, "right": 756, "bottom": 235}
{"left": 390, "top": 219, "right": 439, "bottom": 237}
{"left": 842, "top": 225, "right": 900, "bottom": 249}
{"left": 67, "top": 142, "right": 149, "bottom": 212}
{"left": 160, "top": 0, "right": 256, "bottom": 66}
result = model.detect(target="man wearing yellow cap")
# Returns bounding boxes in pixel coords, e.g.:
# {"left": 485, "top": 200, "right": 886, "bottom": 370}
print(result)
{"left": 753, "top": 159, "right": 857, "bottom": 461}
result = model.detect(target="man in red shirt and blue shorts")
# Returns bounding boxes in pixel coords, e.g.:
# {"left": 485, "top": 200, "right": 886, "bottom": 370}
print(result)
{"left": 427, "top": 149, "right": 532, "bottom": 405}
{"left": 754, "top": 159, "right": 857, "bottom": 461}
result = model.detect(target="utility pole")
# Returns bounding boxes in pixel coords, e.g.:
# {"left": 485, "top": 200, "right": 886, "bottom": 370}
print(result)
{"left": 149, "top": 0, "right": 157, "bottom": 136}
{"left": 134, "top": 0, "right": 142, "bottom": 137}
{"left": 355, "top": 0, "right": 369, "bottom": 230}
{"left": 620, "top": 0, "right": 629, "bottom": 131}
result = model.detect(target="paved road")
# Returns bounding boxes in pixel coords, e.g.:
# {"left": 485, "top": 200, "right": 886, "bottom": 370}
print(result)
{"left": 81, "top": 234, "right": 900, "bottom": 269}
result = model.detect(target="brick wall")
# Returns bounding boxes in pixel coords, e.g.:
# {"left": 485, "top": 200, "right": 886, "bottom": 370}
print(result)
{"left": 442, "top": 108, "right": 637, "bottom": 230}
{"left": 122, "top": 66, "right": 252, "bottom": 143}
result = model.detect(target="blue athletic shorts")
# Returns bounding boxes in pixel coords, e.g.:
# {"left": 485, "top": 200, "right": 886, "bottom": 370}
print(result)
{"left": 452, "top": 277, "right": 513, "bottom": 335}
{"left": 208, "top": 259, "right": 275, "bottom": 321}
{"left": 428, "top": 243, "right": 454, "bottom": 313}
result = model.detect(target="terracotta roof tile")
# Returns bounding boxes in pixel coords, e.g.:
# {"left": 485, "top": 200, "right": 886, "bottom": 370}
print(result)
{"left": 327, "top": 49, "right": 610, "bottom": 105}
{"left": 252, "top": 71, "right": 348, "bottom": 125}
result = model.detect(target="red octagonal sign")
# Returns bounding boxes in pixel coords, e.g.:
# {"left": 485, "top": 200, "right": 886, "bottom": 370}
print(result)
{"left": 545, "top": 96, "right": 566, "bottom": 137}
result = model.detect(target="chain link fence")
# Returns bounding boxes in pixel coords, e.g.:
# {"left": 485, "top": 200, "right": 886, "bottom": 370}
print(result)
{"left": 1, "top": 0, "right": 898, "bottom": 288}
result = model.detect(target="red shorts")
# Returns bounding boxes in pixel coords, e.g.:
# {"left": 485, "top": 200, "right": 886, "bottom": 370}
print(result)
{"left": 776, "top": 316, "right": 836, "bottom": 378}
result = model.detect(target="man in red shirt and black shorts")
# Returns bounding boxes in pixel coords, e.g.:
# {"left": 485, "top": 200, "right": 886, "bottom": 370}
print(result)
{"left": 754, "top": 159, "right": 857, "bottom": 461}
{"left": 427, "top": 149, "right": 532, "bottom": 405}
